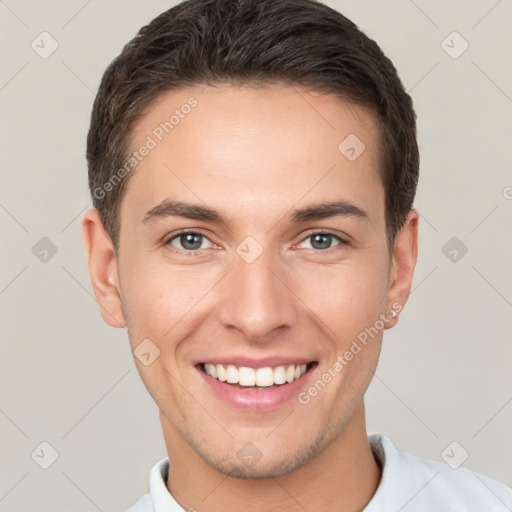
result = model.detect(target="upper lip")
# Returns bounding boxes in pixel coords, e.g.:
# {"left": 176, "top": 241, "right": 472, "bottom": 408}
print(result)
{"left": 195, "top": 356, "right": 317, "bottom": 369}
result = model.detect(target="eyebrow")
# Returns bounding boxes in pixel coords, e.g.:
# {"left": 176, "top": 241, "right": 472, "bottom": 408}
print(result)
{"left": 141, "top": 199, "right": 369, "bottom": 226}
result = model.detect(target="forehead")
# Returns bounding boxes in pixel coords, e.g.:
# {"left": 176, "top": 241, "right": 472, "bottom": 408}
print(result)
{"left": 122, "top": 84, "right": 384, "bottom": 230}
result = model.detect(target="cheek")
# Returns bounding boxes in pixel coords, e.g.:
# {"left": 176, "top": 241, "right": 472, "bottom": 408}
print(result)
{"left": 121, "top": 258, "right": 217, "bottom": 342}
{"left": 297, "top": 259, "right": 388, "bottom": 338}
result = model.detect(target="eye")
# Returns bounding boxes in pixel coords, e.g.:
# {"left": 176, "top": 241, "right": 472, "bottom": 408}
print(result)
{"left": 298, "top": 231, "right": 346, "bottom": 251}
{"left": 165, "top": 231, "right": 214, "bottom": 254}
{"left": 164, "top": 230, "right": 348, "bottom": 256}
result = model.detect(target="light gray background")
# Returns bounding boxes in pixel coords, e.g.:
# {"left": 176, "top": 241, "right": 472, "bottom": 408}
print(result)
{"left": 1, "top": 0, "right": 511, "bottom": 510}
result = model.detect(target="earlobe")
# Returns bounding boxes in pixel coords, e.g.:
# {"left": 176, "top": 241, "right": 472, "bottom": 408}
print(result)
{"left": 81, "top": 208, "right": 126, "bottom": 328}
{"left": 384, "top": 209, "right": 419, "bottom": 329}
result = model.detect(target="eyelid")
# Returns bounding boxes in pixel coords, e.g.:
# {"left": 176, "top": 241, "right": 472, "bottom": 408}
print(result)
{"left": 295, "top": 229, "right": 349, "bottom": 250}
{"left": 164, "top": 228, "right": 349, "bottom": 255}
{"left": 164, "top": 229, "right": 217, "bottom": 253}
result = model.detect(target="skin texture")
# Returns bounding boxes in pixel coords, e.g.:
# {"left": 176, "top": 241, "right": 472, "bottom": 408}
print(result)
{"left": 82, "top": 84, "right": 418, "bottom": 512}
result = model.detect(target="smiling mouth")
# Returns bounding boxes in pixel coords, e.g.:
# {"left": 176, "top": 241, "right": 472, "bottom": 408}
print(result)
{"left": 197, "top": 361, "right": 318, "bottom": 388}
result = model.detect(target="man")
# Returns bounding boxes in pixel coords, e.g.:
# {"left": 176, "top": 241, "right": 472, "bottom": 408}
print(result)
{"left": 81, "top": 0, "right": 512, "bottom": 510}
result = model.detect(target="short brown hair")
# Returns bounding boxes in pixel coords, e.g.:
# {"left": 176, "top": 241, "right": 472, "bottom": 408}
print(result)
{"left": 87, "top": 0, "right": 419, "bottom": 256}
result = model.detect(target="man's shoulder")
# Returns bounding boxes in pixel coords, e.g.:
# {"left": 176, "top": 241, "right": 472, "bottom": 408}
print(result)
{"left": 125, "top": 492, "right": 153, "bottom": 512}
{"left": 124, "top": 438, "right": 512, "bottom": 511}
{"left": 124, "top": 456, "right": 181, "bottom": 512}
{"left": 367, "top": 434, "right": 512, "bottom": 511}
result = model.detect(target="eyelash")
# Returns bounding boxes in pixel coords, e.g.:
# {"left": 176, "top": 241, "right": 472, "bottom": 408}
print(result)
{"left": 163, "top": 229, "right": 348, "bottom": 256}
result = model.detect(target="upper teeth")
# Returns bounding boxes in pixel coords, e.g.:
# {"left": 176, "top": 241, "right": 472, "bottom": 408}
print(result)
{"left": 203, "top": 363, "right": 308, "bottom": 387}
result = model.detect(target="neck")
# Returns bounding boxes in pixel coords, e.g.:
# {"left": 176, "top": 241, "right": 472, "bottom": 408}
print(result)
{"left": 161, "top": 404, "right": 382, "bottom": 512}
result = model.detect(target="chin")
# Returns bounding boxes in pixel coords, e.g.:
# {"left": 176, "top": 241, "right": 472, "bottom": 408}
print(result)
{"left": 194, "top": 435, "right": 325, "bottom": 480}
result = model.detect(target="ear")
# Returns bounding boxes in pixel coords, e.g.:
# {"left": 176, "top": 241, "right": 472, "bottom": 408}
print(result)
{"left": 384, "top": 208, "right": 419, "bottom": 329}
{"left": 81, "top": 208, "right": 126, "bottom": 328}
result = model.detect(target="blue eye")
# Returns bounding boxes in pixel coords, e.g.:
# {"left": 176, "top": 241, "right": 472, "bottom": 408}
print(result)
{"left": 165, "top": 231, "right": 213, "bottom": 254}
{"left": 164, "top": 230, "right": 347, "bottom": 256}
{"left": 299, "top": 232, "right": 345, "bottom": 251}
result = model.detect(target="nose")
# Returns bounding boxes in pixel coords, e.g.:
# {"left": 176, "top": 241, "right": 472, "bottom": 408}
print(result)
{"left": 217, "top": 249, "right": 298, "bottom": 342}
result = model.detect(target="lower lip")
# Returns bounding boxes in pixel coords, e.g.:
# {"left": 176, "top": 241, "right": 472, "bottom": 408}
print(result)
{"left": 197, "top": 364, "right": 318, "bottom": 411}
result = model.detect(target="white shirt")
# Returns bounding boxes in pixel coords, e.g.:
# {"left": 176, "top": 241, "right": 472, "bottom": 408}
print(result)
{"left": 126, "top": 434, "right": 512, "bottom": 511}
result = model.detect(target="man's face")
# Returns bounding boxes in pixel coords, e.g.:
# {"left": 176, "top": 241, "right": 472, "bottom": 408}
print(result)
{"left": 94, "top": 84, "right": 413, "bottom": 478}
